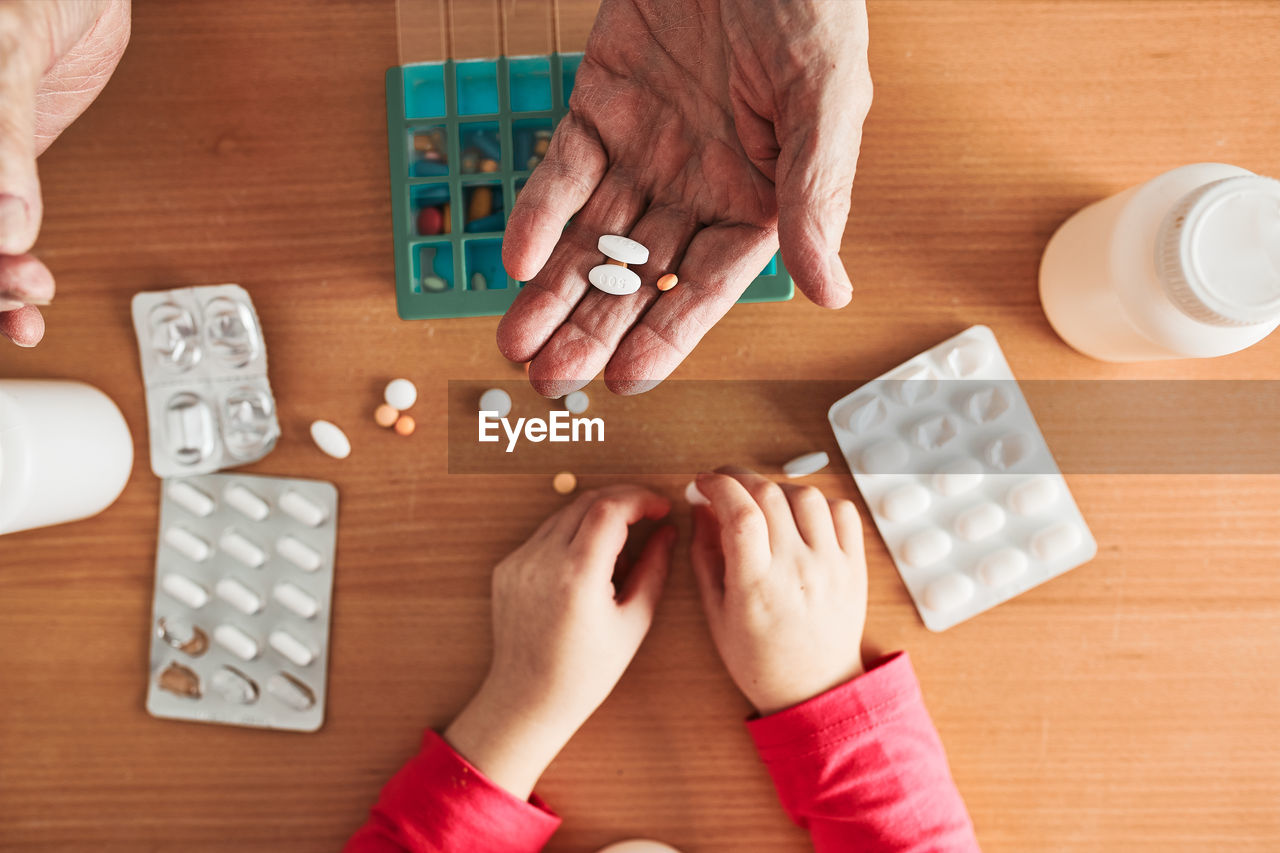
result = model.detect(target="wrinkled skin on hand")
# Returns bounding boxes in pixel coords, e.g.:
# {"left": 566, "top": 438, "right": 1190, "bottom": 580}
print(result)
{"left": 499, "top": 0, "right": 872, "bottom": 396}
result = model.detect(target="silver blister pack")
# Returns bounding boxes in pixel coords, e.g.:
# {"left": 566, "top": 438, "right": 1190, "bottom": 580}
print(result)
{"left": 146, "top": 473, "right": 338, "bottom": 732}
{"left": 130, "top": 285, "right": 280, "bottom": 477}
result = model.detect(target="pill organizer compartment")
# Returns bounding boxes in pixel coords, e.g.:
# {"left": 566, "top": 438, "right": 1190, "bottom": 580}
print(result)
{"left": 386, "top": 52, "right": 795, "bottom": 319}
{"left": 146, "top": 473, "right": 338, "bottom": 732}
{"left": 827, "top": 325, "right": 1098, "bottom": 631}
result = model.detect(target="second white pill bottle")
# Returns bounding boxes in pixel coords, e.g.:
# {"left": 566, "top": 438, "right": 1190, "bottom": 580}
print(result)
{"left": 1039, "top": 163, "right": 1280, "bottom": 361}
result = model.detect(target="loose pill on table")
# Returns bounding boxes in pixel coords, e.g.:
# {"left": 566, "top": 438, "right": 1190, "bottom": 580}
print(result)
{"left": 167, "top": 481, "right": 215, "bottom": 517}
{"left": 161, "top": 572, "right": 210, "bottom": 609}
{"left": 953, "top": 502, "right": 1006, "bottom": 542}
{"left": 563, "top": 390, "right": 589, "bottom": 415}
{"left": 783, "top": 451, "right": 830, "bottom": 478}
{"left": 164, "top": 526, "right": 211, "bottom": 562}
{"left": 922, "top": 571, "right": 975, "bottom": 613}
{"left": 310, "top": 420, "right": 351, "bottom": 459}
{"left": 267, "top": 672, "right": 316, "bottom": 711}
{"left": 1006, "top": 476, "right": 1060, "bottom": 516}
{"left": 902, "top": 528, "right": 952, "bottom": 569}
{"left": 931, "top": 458, "right": 984, "bottom": 497}
{"left": 384, "top": 378, "right": 417, "bottom": 410}
{"left": 268, "top": 629, "right": 315, "bottom": 667}
{"left": 158, "top": 662, "right": 202, "bottom": 699}
{"left": 214, "top": 624, "right": 260, "bottom": 661}
{"left": 277, "top": 535, "right": 322, "bottom": 572}
{"left": 684, "top": 481, "right": 710, "bottom": 506}
{"left": 598, "top": 235, "right": 649, "bottom": 265}
{"left": 212, "top": 666, "right": 259, "bottom": 704}
{"left": 588, "top": 264, "right": 641, "bottom": 295}
{"left": 879, "top": 482, "right": 931, "bottom": 522}
{"left": 1030, "top": 522, "right": 1083, "bottom": 562}
{"left": 215, "top": 577, "right": 263, "bottom": 615}
{"left": 220, "top": 529, "right": 265, "bottom": 568}
{"left": 552, "top": 471, "right": 577, "bottom": 494}
{"left": 859, "top": 438, "right": 910, "bottom": 475}
{"left": 374, "top": 404, "right": 399, "bottom": 428}
{"left": 479, "top": 388, "right": 512, "bottom": 417}
{"left": 279, "top": 490, "right": 328, "bottom": 527}
{"left": 273, "top": 582, "right": 319, "bottom": 619}
{"left": 394, "top": 414, "right": 416, "bottom": 436}
{"left": 224, "top": 483, "right": 269, "bottom": 522}
{"left": 656, "top": 273, "right": 678, "bottom": 291}
{"left": 976, "top": 547, "right": 1029, "bottom": 586}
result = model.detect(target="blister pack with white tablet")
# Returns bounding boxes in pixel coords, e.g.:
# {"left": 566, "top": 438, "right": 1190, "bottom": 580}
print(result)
{"left": 146, "top": 473, "right": 338, "bottom": 731}
{"left": 131, "top": 284, "right": 280, "bottom": 477}
{"left": 828, "top": 326, "right": 1096, "bottom": 631}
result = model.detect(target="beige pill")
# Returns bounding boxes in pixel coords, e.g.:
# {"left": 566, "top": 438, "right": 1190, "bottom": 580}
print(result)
{"left": 268, "top": 629, "right": 315, "bottom": 667}
{"left": 552, "top": 471, "right": 577, "bottom": 494}
{"left": 276, "top": 535, "right": 322, "bottom": 572}
{"left": 220, "top": 529, "right": 265, "bottom": 568}
{"left": 374, "top": 404, "right": 399, "bottom": 427}
{"left": 273, "top": 582, "right": 319, "bottom": 619}
{"left": 167, "top": 481, "right": 214, "bottom": 517}
{"left": 953, "top": 502, "right": 1006, "bottom": 542}
{"left": 224, "top": 483, "right": 269, "bottom": 521}
{"left": 161, "top": 572, "right": 209, "bottom": 609}
{"left": 280, "top": 490, "right": 328, "bottom": 527}
{"left": 902, "top": 528, "right": 951, "bottom": 569}
{"left": 214, "top": 624, "right": 259, "bottom": 661}
{"left": 164, "top": 526, "right": 211, "bottom": 562}
{"left": 215, "top": 577, "right": 262, "bottom": 615}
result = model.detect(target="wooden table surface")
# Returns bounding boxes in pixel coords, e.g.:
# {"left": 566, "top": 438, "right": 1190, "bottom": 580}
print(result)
{"left": 2, "top": 1, "right": 1278, "bottom": 850}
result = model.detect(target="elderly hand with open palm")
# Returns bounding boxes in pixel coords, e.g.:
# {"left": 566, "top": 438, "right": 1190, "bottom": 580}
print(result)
{"left": 498, "top": 0, "right": 872, "bottom": 396}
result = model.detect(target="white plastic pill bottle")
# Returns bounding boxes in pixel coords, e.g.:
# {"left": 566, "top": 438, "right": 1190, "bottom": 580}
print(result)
{"left": 1039, "top": 163, "right": 1280, "bottom": 361}
{"left": 0, "top": 379, "right": 134, "bottom": 536}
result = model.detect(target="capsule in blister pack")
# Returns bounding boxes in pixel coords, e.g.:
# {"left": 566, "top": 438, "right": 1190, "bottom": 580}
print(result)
{"left": 146, "top": 473, "right": 338, "bottom": 732}
{"left": 131, "top": 285, "right": 280, "bottom": 477}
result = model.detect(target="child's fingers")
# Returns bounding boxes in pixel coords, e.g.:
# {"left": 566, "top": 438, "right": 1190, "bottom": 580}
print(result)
{"left": 569, "top": 487, "right": 672, "bottom": 570}
{"left": 548, "top": 484, "right": 666, "bottom": 542}
{"left": 829, "top": 498, "right": 865, "bottom": 554}
{"left": 618, "top": 524, "right": 676, "bottom": 633}
{"left": 713, "top": 466, "right": 799, "bottom": 550}
{"left": 689, "top": 504, "right": 726, "bottom": 609}
{"left": 780, "top": 484, "right": 839, "bottom": 550}
{"left": 693, "top": 472, "right": 771, "bottom": 586}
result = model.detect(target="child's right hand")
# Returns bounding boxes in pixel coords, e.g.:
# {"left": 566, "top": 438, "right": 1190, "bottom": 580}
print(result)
{"left": 691, "top": 467, "right": 868, "bottom": 716}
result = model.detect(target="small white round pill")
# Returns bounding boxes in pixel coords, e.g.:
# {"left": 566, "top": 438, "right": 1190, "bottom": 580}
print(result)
{"left": 902, "top": 528, "right": 952, "bottom": 569}
{"left": 783, "top": 451, "right": 829, "bottom": 478}
{"left": 1030, "top": 522, "right": 1083, "bottom": 562}
{"left": 879, "top": 482, "right": 931, "bottom": 522}
{"left": 976, "top": 547, "right": 1029, "bottom": 586}
{"left": 597, "top": 234, "right": 649, "bottom": 265}
{"left": 161, "top": 573, "right": 209, "bottom": 609}
{"left": 267, "top": 672, "right": 315, "bottom": 711}
{"left": 273, "top": 582, "right": 319, "bottom": 619}
{"left": 922, "top": 571, "right": 975, "bottom": 612}
{"left": 215, "top": 577, "right": 263, "bottom": 615}
{"left": 164, "top": 526, "right": 211, "bottom": 562}
{"left": 479, "top": 388, "right": 512, "bottom": 417}
{"left": 310, "top": 420, "right": 351, "bottom": 459}
{"left": 279, "top": 490, "right": 328, "bottom": 527}
{"left": 1006, "top": 476, "right": 1060, "bottom": 516}
{"left": 564, "top": 390, "right": 590, "bottom": 414}
{"left": 276, "top": 535, "right": 322, "bottom": 572}
{"left": 931, "top": 458, "right": 984, "bottom": 497}
{"left": 214, "top": 624, "right": 259, "bottom": 661}
{"left": 588, "top": 264, "right": 642, "bottom": 295}
{"left": 384, "top": 378, "right": 418, "bottom": 410}
{"left": 220, "top": 530, "right": 265, "bottom": 568}
{"left": 167, "top": 481, "right": 214, "bottom": 517}
{"left": 953, "top": 502, "right": 1006, "bottom": 542}
{"left": 269, "top": 629, "right": 315, "bottom": 667}
{"left": 684, "top": 481, "right": 710, "bottom": 506}
{"left": 224, "top": 484, "right": 269, "bottom": 521}
{"left": 859, "top": 438, "right": 911, "bottom": 475}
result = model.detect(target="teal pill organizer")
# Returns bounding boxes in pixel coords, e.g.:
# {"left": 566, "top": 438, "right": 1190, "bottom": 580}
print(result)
{"left": 385, "top": 52, "right": 794, "bottom": 320}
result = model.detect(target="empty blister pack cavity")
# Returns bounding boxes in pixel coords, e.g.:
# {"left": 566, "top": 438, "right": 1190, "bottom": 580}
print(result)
{"left": 131, "top": 285, "right": 280, "bottom": 477}
{"left": 146, "top": 473, "right": 338, "bottom": 732}
{"left": 827, "top": 326, "right": 1097, "bottom": 631}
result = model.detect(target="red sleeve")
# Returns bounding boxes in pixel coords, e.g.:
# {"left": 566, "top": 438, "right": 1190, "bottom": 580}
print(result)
{"left": 344, "top": 730, "right": 561, "bottom": 853}
{"left": 747, "top": 652, "right": 981, "bottom": 853}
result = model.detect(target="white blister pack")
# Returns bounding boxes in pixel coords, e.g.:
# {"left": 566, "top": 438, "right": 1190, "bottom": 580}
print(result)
{"left": 828, "top": 326, "right": 1097, "bottom": 631}
{"left": 130, "top": 284, "right": 280, "bottom": 477}
{"left": 146, "top": 473, "right": 338, "bottom": 731}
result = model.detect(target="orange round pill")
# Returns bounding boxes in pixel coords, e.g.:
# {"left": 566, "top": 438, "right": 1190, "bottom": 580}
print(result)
{"left": 394, "top": 414, "right": 416, "bottom": 436}
{"left": 374, "top": 404, "right": 399, "bottom": 427}
{"left": 479, "top": 158, "right": 499, "bottom": 173}
{"left": 552, "top": 471, "right": 577, "bottom": 495}
{"left": 656, "top": 273, "right": 678, "bottom": 291}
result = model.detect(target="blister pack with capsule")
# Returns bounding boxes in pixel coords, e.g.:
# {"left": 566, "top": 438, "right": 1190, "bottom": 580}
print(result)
{"left": 828, "top": 325, "right": 1097, "bottom": 631}
{"left": 146, "top": 472, "right": 338, "bottom": 732}
{"left": 130, "top": 284, "right": 280, "bottom": 477}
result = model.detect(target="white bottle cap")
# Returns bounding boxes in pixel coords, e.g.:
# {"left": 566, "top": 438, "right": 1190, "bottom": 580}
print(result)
{"left": 1156, "top": 175, "right": 1280, "bottom": 327}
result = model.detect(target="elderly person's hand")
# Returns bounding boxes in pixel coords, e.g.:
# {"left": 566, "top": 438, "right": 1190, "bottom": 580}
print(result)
{"left": 0, "top": 0, "right": 130, "bottom": 346}
{"left": 498, "top": 0, "right": 872, "bottom": 395}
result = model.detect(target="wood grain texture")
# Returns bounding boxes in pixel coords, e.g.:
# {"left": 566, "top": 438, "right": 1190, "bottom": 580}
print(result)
{"left": 1, "top": 1, "right": 1278, "bottom": 850}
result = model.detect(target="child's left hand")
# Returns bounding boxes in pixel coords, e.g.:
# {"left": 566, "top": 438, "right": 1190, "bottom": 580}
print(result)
{"left": 444, "top": 485, "right": 675, "bottom": 799}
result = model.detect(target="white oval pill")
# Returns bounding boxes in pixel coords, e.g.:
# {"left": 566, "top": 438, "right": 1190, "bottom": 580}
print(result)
{"left": 164, "top": 526, "right": 211, "bottom": 562}
{"left": 1006, "top": 476, "right": 1060, "bottom": 516}
{"left": 215, "top": 577, "right": 262, "bottom": 614}
{"left": 597, "top": 234, "right": 649, "bottom": 265}
{"left": 214, "top": 624, "right": 259, "bottom": 661}
{"left": 310, "top": 419, "right": 351, "bottom": 459}
{"left": 479, "top": 388, "right": 512, "bottom": 417}
{"left": 279, "top": 490, "right": 328, "bottom": 527}
{"left": 931, "top": 458, "right": 984, "bottom": 497}
{"left": 953, "top": 502, "right": 1006, "bottom": 542}
{"left": 224, "top": 483, "right": 269, "bottom": 521}
{"left": 684, "top": 481, "right": 710, "bottom": 506}
{"left": 212, "top": 666, "right": 259, "bottom": 704}
{"left": 269, "top": 630, "right": 314, "bottom": 667}
{"left": 588, "top": 264, "right": 641, "bottom": 295}
{"left": 859, "top": 438, "right": 910, "bottom": 475}
{"left": 782, "top": 451, "right": 829, "bottom": 478}
{"left": 220, "top": 530, "right": 265, "bottom": 568}
{"left": 986, "top": 431, "right": 1033, "bottom": 470}
{"left": 273, "top": 582, "right": 319, "bottom": 619}
{"left": 167, "top": 481, "right": 214, "bottom": 517}
{"left": 902, "top": 528, "right": 952, "bottom": 569}
{"left": 923, "top": 571, "right": 975, "bottom": 612}
{"left": 879, "top": 482, "right": 931, "bottom": 522}
{"left": 276, "top": 535, "right": 322, "bottom": 572}
{"left": 161, "top": 573, "right": 209, "bottom": 609}
{"left": 976, "top": 547, "right": 1028, "bottom": 586}
{"left": 1030, "top": 522, "right": 1083, "bottom": 562}
{"left": 267, "top": 672, "right": 316, "bottom": 710}
{"left": 384, "top": 378, "right": 418, "bottom": 410}
{"left": 563, "top": 390, "right": 590, "bottom": 414}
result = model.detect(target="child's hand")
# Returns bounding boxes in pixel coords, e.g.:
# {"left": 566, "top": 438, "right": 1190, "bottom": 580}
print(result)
{"left": 445, "top": 485, "right": 675, "bottom": 798}
{"left": 691, "top": 467, "right": 868, "bottom": 716}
